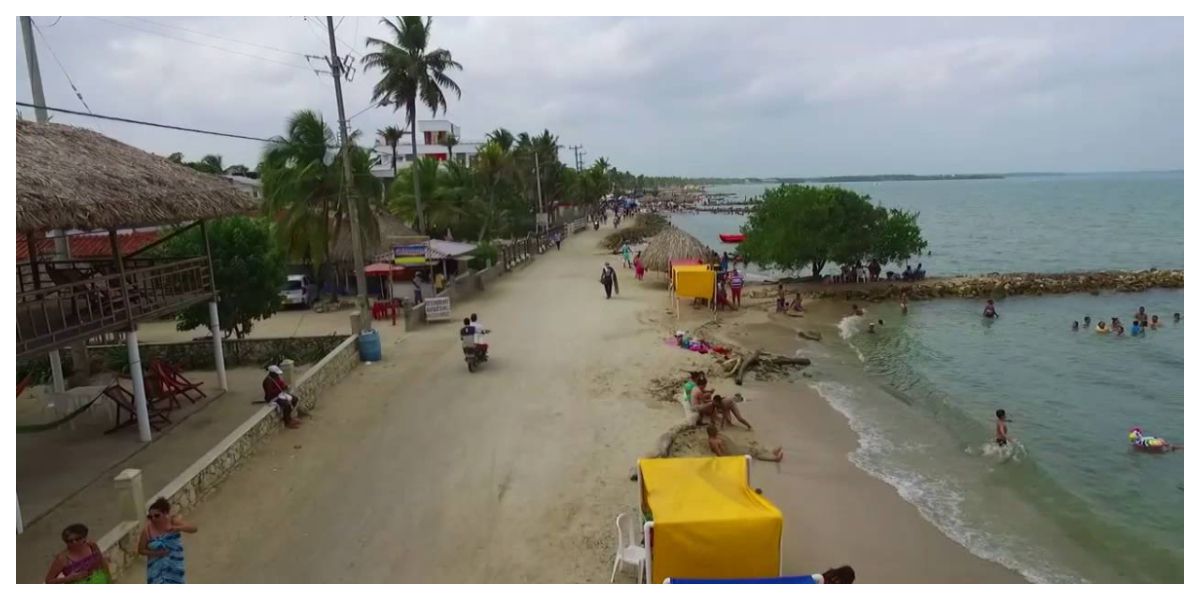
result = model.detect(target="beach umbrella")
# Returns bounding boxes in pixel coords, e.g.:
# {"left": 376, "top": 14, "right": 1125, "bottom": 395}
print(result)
{"left": 641, "top": 226, "right": 711, "bottom": 273}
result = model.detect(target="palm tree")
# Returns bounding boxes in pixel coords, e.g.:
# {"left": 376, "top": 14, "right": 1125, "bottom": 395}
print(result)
{"left": 445, "top": 133, "right": 459, "bottom": 163}
{"left": 260, "top": 110, "right": 378, "bottom": 291}
{"left": 486, "top": 128, "right": 515, "bottom": 152}
{"left": 196, "top": 154, "right": 225, "bottom": 174}
{"left": 473, "top": 141, "right": 515, "bottom": 242}
{"left": 377, "top": 125, "right": 406, "bottom": 176}
{"left": 364, "top": 16, "right": 463, "bottom": 235}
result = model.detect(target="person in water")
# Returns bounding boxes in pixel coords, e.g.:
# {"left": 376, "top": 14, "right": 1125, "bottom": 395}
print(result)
{"left": 1083, "top": 315, "right": 1091, "bottom": 328}
{"left": 1129, "top": 428, "right": 1183, "bottom": 453}
{"left": 1174, "top": 312, "right": 1181, "bottom": 323}
{"left": 1135, "top": 306, "right": 1148, "bottom": 323}
{"left": 1150, "top": 315, "right": 1160, "bottom": 330}
{"left": 1072, "top": 321, "right": 1079, "bottom": 331}
{"left": 1096, "top": 321, "right": 1109, "bottom": 334}
{"left": 1111, "top": 317, "right": 1121, "bottom": 330}
{"left": 1115, "top": 324, "right": 1125, "bottom": 336}
{"left": 899, "top": 291, "right": 909, "bottom": 315}
{"left": 983, "top": 299, "right": 998, "bottom": 319}
{"left": 850, "top": 304, "right": 864, "bottom": 317}
{"left": 995, "top": 409, "right": 1010, "bottom": 447}
{"left": 1131, "top": 320, "right": 1143, "bottom": 336}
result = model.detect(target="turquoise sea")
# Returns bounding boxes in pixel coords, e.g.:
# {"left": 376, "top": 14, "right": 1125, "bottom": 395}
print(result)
{"left": 674, "top": 173, "right": 1184, "bottom": 582}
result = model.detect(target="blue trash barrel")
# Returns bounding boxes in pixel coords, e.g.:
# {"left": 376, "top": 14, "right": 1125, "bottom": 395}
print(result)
{"left": 358, "top": 329, "right": 382, "bottom": 362}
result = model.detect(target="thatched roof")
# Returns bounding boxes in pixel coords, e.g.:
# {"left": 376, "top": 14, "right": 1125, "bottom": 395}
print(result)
{"left": 15, "top": 119, "right": 259, "bottom": 231}
{"left": 329, "top": 211, "right": 422, "bottom": 263}
{"left": 641, "top": 226, "right": 712, "bottom": 272}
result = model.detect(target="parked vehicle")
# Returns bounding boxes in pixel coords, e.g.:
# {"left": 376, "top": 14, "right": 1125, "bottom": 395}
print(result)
{"left": 280, "top": 274, "right": 317, "bottom": 308}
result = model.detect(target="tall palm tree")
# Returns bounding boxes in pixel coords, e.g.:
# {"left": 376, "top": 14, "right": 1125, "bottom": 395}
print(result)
{"left": 261, "top": 110, "right": 378, "bottom": 290}
{"left": 486, "top": 128, "right": 515, "bottom": 152}
{"left": 377, "top": 125, "right": 406, "bottom": 176}
{"left": 473, "top": 141, "right": 515, "bottom": 242}
{"left": 364, "top": 16, "right": 463, "bottom": 235}
{"left": 445, "top": 133, "right": 459, "bottom": 163}
{"left": 196, "top": 154, "right": 224, "bottom": 174}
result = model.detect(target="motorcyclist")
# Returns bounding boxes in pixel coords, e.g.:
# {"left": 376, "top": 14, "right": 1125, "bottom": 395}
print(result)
{"left": 469, "top": 313, "right": 489, "bottom": 359}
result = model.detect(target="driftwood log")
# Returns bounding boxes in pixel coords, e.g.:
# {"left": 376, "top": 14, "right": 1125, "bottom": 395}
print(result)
{"left": 734, "top": 349, "right": 762, "bottom": 385}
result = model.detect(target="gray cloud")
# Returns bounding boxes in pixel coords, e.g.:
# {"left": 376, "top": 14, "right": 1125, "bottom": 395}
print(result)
{"left": 15, "top": 16, "right": 1181, "bottom": 177}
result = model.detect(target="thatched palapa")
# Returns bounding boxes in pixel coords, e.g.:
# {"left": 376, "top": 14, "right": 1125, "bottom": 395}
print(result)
{"left": 15, "top": 119, "right": 259, "bottom": 231}
{"left": 328, "top": 211, "right": 421, "bottom": 263}
{"left": 641, "top": 226, "right": 711, "bottom": 272}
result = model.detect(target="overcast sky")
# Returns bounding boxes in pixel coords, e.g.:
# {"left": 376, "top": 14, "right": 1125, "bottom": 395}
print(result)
{"left": 14, "top": 16, "right": 1183, "bottom": 177}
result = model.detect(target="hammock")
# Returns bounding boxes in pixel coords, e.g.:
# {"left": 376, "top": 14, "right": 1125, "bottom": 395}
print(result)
{"left": 17, "top": 396, "right": 101, "bottom": 433}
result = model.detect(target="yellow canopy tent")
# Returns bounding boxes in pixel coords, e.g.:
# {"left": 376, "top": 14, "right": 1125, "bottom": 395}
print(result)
{"left": 638, "top": 456, "right": 783, "bottom": 584}
{"left": 671, "top": 264, "right": 716, "bottom": 314}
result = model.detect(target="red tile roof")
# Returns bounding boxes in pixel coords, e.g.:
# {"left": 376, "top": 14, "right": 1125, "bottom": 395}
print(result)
{"left": 16, "top": 231, "right": 160, "bottom": 261}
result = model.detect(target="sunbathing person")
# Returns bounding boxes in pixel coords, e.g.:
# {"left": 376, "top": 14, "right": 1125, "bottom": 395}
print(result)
{"left": 706, "top": 424, "right": 783, "bottom": 462}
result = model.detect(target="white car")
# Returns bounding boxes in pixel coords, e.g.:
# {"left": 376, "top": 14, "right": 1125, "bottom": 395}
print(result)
{"left": 280, "top": 275, "right": 317, "bottom": 308}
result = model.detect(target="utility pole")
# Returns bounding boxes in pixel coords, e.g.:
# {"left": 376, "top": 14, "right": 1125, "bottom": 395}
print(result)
{"left": 20, "top": 17, "right": 48, "bottom": 124}
{"left": 22, "top": 16, "right": 74, "bottom": 391}
{"left": 568, "top": 145, "right": 583, "bottom": 171}
{"left": 325, "top": 16, "right": 371, "bottom": 331}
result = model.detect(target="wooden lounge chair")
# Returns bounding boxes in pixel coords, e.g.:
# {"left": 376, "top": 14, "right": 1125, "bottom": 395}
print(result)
{"left": 102, "top": 379, "right": 171, "bottom": 434}
{"left": 148, "top": 359, "right": 206, "bottom": 409}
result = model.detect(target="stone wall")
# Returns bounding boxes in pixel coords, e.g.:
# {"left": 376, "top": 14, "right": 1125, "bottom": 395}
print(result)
{"left": 97, "top": 334, "right": 362, "bottom": 577}
{"left": 792, "top": 269, "right": 1184, "bottom": 302}
{"left": 91, "top": 335, "right": 347, "bottom": 371}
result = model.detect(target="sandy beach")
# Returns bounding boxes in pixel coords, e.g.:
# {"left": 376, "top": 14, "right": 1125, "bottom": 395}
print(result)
{"left": 111, "top": 223, "right": 1021, "bottom": 583}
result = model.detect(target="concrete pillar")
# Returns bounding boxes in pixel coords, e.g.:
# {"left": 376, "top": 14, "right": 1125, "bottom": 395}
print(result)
{"left": 48, "top": 350, "right": 65, "bottom": 393}
{"left": 126, "top": 330, "right": 152, "bottom": 442}
{"left": 208, "top": 301, "right": 228, "bottom": 391}
{"left": 113, "top": 469, "right": 145, "bottom": 522}
{"left": 350, "top": 311, "right": 362, "bottom": 334}
{"left": 280, "top": 359, "right": 296, "bottom": 385}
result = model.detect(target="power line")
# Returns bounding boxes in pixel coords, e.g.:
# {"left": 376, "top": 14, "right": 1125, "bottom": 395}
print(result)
{"left": 16, "top": 101, "right": 339, "bottom": 149}
{"left": 125, "top": 16, "right": 309, "bottom": 58}
{"left": 88, "top": 16, "right": 322, "bottom": 74}
{"left": 30, "top": 19, "right": 96, "bottom": 117}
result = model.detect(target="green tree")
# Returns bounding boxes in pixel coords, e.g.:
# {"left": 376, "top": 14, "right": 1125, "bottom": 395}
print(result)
{"left": 159, "top": 217, "right": 286, "bottom": 339}
{"left": 445, "top": 132, "right": 459, "bottom": 162}
{"left": 260, "top": 110, "right": 379, "bottom": 289}
{"left": 473, "top": 141, "right": 516, "bottom": 241}
{"left": 377, "top": 125, "right": 406, "bottom": 176}
{"left": 738, "top": 185, "right": 925, "bottom": 278}
{"left": 486, "top": 128, "right": 515, "bottom": 152}
{"left": 193, "top": 154, "right": 224, "bottom": 174}
{"left": 364, "top": 16, "right": 463, "bottom": 234}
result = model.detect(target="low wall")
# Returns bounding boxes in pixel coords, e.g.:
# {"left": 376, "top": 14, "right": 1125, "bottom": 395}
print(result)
{"left": 97, "top": 334, "right": 362, "bottom": 577}
{"left": 90, "top": 335, "right": 347, "bottom": 372}
{"left": 403, "top": 265, "right": 502, "bottom": 332}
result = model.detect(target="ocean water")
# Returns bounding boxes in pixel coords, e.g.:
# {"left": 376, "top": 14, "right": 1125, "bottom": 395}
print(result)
{"left": 673, "top": 173, "right": 1185, "bottom": 583}
{"left": 673, "top": 172, "right": 1183, "bottom": 277}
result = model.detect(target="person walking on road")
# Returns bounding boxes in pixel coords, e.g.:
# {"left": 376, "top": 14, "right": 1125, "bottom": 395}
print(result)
{"left": 600, "top": 262, "right": 619, "bottom": 299}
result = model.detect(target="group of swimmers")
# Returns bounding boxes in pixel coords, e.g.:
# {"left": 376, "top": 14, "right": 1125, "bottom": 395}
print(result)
{"left": 1072, "top": 308, "right": 1180, "bottom": 335}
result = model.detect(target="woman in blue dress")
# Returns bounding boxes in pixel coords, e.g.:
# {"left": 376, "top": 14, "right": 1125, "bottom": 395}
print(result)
{"left": 138, "top": 497, "right": 198, "bottom": 584}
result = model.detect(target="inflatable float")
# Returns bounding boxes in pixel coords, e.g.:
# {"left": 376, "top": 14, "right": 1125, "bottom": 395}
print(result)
{"left": 719, "top": 233, "right": 745, "bottom": 243}
{"left": 1129, "top": 427, "right": 1171, "bottom": 453}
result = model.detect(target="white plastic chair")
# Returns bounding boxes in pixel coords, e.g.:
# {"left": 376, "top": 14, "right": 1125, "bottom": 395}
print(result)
{"left": 610, "top": 512, "right": 647, "bottom": 583}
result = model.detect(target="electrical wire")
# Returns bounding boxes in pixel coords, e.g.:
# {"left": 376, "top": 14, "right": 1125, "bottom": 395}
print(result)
{"left": 88, "top": 16, "right": 320, "bottom": 73}
{"left": 125, "top": 16, "right": 309, "bottom": 58}
{"left": 16, "top": 101, "right": 340, "bottom": 149}
{"left": 30, "top": 19, "right": 96, "bottom": 116}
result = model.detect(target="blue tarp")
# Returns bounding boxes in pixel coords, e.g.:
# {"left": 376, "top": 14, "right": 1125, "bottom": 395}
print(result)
{"left": 665, "top": 575, "right": 818, "bottom": 584}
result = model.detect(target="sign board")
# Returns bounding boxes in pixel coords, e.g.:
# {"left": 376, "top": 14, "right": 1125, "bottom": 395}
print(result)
{"left": 393, "top": 242, "right": 428, "bottom": 265}
{"left": 536, "top": 212, "right": 549, "bottom": 228}
{"left": 424, "top": 296, "right": 452, "bottom": 321}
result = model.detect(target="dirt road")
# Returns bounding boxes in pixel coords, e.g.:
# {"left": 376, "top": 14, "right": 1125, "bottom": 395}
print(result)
{"left": 167, "top": 226, "right": 681, "bottom": 583}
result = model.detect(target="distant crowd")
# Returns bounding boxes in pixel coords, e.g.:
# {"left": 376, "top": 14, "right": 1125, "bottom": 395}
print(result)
{"left": 1073, "top": 307, "right": 1180, "bottom": 336}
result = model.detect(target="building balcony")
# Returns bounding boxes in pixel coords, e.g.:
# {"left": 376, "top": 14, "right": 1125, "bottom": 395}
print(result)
{"left": 16, "top": 257, "right": 214, "bottom": 359}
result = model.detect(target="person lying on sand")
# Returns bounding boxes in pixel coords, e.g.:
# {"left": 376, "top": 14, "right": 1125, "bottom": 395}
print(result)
{"left": 707, "top": 424, "right": 783, "bottom": 462}
{"left": 714, "top": 393, "right": 753, "bottom": 430}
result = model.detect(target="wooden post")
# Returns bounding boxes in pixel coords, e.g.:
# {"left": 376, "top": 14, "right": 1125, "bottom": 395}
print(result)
{"left": 27, "top": 231, "right": 65, "bottom": 392}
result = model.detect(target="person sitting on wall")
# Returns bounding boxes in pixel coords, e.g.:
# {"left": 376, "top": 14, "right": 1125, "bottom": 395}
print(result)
{"left": 261, "top": 365, "right": 304, "bottom": 429}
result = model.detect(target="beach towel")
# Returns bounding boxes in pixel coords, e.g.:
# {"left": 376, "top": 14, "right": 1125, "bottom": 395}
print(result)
{"left": 146, "top": 531, "right": 186, "bottom": 584}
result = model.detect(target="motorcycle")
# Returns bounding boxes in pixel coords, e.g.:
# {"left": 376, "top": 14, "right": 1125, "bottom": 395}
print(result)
{"left": 461, "top": 329, "right": 490, "bottom": 373}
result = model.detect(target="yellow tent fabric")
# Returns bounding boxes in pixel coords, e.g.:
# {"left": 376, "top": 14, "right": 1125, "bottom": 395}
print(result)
{"left": 639, "top": 457, "right": 783, "bottom": 584}
{"left": 672, "top": 265, "right": 716, "bottom": 300}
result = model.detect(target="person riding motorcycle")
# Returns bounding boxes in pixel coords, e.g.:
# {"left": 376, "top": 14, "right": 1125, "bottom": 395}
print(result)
{"left": 469, "top": 313, "right": 489, "bottom": 359}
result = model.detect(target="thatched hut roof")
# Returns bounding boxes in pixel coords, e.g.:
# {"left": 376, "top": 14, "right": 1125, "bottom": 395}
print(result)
{"left": 15, "top": 119, "right": 258, "bottom": 231}
{"left": 641, "top": 226, "right": 712, "bottom": 272}
{"left": 329, "top": 211, "right": 422, "bottom": 263}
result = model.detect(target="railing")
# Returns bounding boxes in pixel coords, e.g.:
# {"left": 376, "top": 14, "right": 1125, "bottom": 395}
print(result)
{"left": 16, "top": 257, "right": 212, "bottom": 359}
{"left": 17, "top": 257, "right": 174, "bottom": 295}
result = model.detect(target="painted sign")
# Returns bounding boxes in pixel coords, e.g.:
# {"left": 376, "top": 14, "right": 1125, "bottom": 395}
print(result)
{"left": 393, "top": 243, "right": 428, "bottom": 265}
{"left": 424, "top": 296, "right": 452, "bottom": 321}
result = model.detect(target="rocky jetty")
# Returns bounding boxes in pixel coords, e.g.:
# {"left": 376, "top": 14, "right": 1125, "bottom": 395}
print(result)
{"left": 751, "top": 269, "right": 1183, "bottom": 302}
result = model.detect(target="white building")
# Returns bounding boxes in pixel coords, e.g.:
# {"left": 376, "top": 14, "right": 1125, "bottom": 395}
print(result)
{"left": 221, "top": 174, "right": 263, "bottom": 200}
{"left": 372, "top": 119, "right": 483, "bottom": 178}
